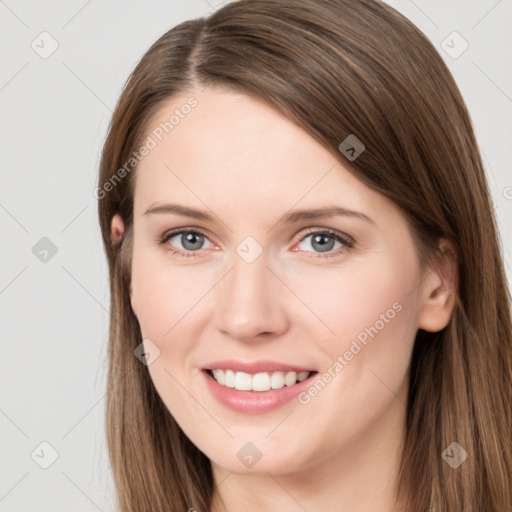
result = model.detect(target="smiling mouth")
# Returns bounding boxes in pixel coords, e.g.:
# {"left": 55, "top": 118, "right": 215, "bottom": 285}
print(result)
{"left": 205, "top": 369, "right": 318, "bottom": 392}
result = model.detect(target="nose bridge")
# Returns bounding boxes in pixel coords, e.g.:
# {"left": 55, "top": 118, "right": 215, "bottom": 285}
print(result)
{"left": 214, "top": 242, "right": 288, "bottom": 339}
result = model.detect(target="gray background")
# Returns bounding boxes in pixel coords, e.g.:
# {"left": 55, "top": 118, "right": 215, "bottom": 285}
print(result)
{"left": 1, "top": 1, "right": 511, "bottom": 510}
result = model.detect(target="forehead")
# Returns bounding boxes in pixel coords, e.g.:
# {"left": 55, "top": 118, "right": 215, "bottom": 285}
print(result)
{"left": 140, "top": 87, "right": 332, "bottom": 171}
{"left": 132, "top": 88, "right": 400, "bottom": 228}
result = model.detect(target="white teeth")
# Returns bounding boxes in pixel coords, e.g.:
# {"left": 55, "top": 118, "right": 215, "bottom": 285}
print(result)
{"left": 297, "top": 371, "right": 309, "bottom": 382}
{"left": 270, "top": 371, "right": 285, "bottom": 389}
{"left": 225, "top": 369, "right": 235, "bottom": 388}
{"left": 234, "top": 371, "right": 252, "bottom": 391}
{"left": 253, "top": 372, "right": 271, "bottom": 392}
{"left": 210, "top": 369, "right": 311, "bottom": 391}
{"left": 284, "top": 371, "right": 297, "bottom": 386}
{"left": 212, "top": 369, "right": 226, "bottom": 386}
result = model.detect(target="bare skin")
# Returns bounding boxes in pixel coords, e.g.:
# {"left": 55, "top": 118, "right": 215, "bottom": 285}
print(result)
{"left": 110, "top": 86, "right": 456, "bottom": 512}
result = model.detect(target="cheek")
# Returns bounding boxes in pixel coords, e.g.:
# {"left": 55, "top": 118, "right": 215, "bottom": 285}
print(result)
{"left": 304, "top": 249, "right": 420, "bottom": 407}
{"left": 298, "top": 249, "right": 420, "bottom": 406}
{"left": 132, "top": 238, "right": 420, "bottom": 360}
{"left": 286, "top": 259, "right": 419, "bottom": 453}
{"left": 291, "top": 252, "right": 418, "bottom": 345}
{"left": 130, "top": 253, "right": 209, "bottom": 429}
{"left": 130, "top": 246, "right": 211, "bottom": 341}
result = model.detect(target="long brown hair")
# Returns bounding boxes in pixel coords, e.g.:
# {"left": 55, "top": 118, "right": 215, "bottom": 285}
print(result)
{"left": 97, "top": 1, "right": 512, "bottom": 510}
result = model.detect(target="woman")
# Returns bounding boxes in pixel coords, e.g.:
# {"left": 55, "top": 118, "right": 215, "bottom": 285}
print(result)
{"left": 96, "top": 0, "right": 512, "bottom": 510}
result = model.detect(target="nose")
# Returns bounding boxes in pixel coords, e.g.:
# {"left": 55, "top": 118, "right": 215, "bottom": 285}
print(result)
{"left": 213, "top": 249, "right": 289, "bottom": 342}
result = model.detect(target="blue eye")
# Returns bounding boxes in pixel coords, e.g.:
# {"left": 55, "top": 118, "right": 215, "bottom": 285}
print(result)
{"left": 294, "top": 228, "right": 354, "bottom": 258}
{"left": 158, "top": 227, "right": 354, "bottom": 259}
{"left": 159, "top": 229, "right": 213, "bottom": 257}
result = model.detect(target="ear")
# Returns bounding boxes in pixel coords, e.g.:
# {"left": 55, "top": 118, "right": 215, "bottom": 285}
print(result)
{"left": 110, "top": 213, "right": 125, "bottom": 246}
{"left": 417, "top": 238, "right": 458, "bottom": 333}
{"left": 110, "top": 214, "right": 133, "bottom": 301}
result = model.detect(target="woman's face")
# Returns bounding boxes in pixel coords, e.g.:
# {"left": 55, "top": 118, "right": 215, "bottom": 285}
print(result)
{"left": 119, "top": 87, "right": 450, "bottom": 477}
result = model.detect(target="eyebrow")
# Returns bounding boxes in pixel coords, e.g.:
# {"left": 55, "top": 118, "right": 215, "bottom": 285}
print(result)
{"left": 144, "top": 203, "right": 375, "bottom": 226}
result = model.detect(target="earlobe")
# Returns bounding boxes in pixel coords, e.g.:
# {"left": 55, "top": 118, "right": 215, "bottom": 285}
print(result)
{"left": 110, "top": 214, "right": 136, "bottom": 313}
{"left": 110, "top": 214, "right": 125, "bottom": 247}
{"left": 417, "top": 239, "right": 458, "bottom": 333}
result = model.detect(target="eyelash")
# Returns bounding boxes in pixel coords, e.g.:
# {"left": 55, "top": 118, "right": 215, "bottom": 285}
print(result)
{"left": 157, "top": 227, "right": 355, "bottom": 259}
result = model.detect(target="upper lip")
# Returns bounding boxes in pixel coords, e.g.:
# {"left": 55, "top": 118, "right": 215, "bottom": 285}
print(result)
{"left": 202, "top": 360, "right": 315, "bottom": 374}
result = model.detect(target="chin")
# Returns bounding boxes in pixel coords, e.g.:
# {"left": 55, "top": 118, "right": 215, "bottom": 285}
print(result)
{"left": 203, "top": 437, "right": 310, "bottom": 476}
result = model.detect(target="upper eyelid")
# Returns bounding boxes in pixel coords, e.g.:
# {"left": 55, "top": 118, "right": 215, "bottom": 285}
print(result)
{"left": 161, "top": 226, "right": 215, "bottom": 243}
{"left": 161, "top": 226, "right": 354, "bottom": 249}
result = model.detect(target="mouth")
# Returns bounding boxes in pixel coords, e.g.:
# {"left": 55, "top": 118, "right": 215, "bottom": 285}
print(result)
{"left": 204, "top": 368, "right": 316, "bottom": 392}
{"left": 200, "top": 363, "right": 318, "bottom": 414}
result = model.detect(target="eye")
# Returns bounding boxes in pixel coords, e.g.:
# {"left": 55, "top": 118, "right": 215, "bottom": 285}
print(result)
{"left": 293, "top": 228, "right": 354, "bottom": 258}
{"left": 158, "top": 227, "right": 355, "bottom": 259}
{"left": 159, "top": 228, "right": 214, "bottom": 257}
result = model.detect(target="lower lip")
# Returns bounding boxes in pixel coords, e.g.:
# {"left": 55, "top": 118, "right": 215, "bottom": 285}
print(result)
{"left": 201, "top": 370, "right": 317, "bottom": 414}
